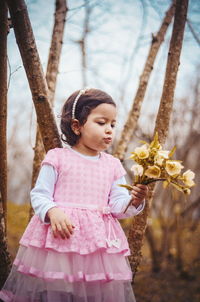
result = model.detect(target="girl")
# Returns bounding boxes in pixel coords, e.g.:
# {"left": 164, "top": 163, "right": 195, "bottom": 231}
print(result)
{"left": 0, "top": 88, "right": 148, "bottom": 302}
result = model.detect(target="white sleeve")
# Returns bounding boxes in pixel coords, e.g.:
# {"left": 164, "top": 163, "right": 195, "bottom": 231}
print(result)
{"left": 30, "top": 164, "right": 58, "bottom": 224}
{"left": 108, "top": 176, "right": 145, "bottom": 219}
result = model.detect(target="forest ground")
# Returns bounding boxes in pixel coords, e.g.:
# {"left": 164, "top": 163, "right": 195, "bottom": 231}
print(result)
{"left": 134, "top": 260, "right": 200, "bottom": 302}
{"left": 6, "top": 201, "right": 200, "bottom": 302}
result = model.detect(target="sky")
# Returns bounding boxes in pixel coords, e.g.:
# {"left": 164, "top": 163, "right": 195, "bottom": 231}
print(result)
{"left": 6, "top": 0, "right": 200, "bottom": 203}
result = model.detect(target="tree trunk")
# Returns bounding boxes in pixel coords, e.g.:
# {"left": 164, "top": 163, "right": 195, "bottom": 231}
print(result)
{"left": 6, "top": 0, "right": 62, "bottom": 152}
{"left": 128, "top": 0, "right": 189, "bottom": 280}
{"left": 128, "top": 199, "right": 150, "bottom": 280}
{"left": 145, "top": 225, "right": 161, "bottom": 272}
{"left": 0, "top": 198, "right": 11, "bottom": 289}
{"left": 0, "top": 0, "right": 8, "bottom": 230}
{"left": 174, "top": 212, "right": 184, "bottom": 272}
{"left": 154, "top": 0, "right": 189, "bottom": 144}
{"left": 46, "top": 0, "right": 68, "bottom": 104}
{"left": 78, "top": 0, "right": 91, "bottom": 87}
{"left": 30, "top": 0, "right": 67, "bottom": 219}
{"left": 0, "top": 2, "right": 11, "bottom": 288}
{"left": 114, "top": 1, "right": 175, "bottom": 161}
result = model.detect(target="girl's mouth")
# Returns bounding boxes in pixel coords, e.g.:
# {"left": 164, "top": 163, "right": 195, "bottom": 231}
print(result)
{"left": 103, "top": 138, "right": 112, "bottom": 144}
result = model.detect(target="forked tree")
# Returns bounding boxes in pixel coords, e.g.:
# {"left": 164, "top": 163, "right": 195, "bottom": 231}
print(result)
{"left": 127, "top": 0, "right": 189, "bottom": 279}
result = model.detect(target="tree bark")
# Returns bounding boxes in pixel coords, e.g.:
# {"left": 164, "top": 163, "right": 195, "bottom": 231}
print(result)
{"left": 128, "top": 199, "right": 150, "bottom": 280}
{"left": 30, "top": 0, "right": 67, "bottom": 219}
{"left": 154, "top": 0, "right": 189, "bottom": 144}
{"left": 46, "top": 0, "right": 68, "bottom": 104}
{"left": 0, "top": 0, "right": 8, "bottom": 228}
{"left": 0, "top": 199, "right": 11, "bottom": 289}
{"left": 128, "top": 0, "right": 189, "bottom": 280}
{"left": 114, "top": 1, "right": 175, "bottom": 160}
{"left": 0, "top": 2, "right": 11, "bottom": 288}
{"left": 6, "top": 0, "right": 62, "bottom": 152}
{"left": 145, "top": 225, "right": 161, "bottom": 272}
{"left": 78, "top": 0, "right": 91, "bottom": 87}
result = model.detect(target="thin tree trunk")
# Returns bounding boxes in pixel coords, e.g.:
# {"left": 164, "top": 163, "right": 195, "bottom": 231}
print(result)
{"left": 30, "top": 0, "right": 67, "bottom": 219}
{"left": 46, "top": 0, "right": 68, "bottom": 104}
{"left": 6, "top": 0, "right": 62, "bottom": 152}
{"left": 79, "top": 0, "right": 91, "bottom": 87}
{"left": 154, "top": 0, "right": 189, "bottom": 144}
{"left": 114, "top": 1, "right": 175, "bottom": 160}
{"left": 128, "top": 0, "right": 189, "bottom": 280}
{"left": 128, "top": 200, "right": 150, "bottom": 280}
{"left": 174, "top": 212, "right": 184, "bottom": 272}
{"left": 0, "top": 1, "right": 11, "bottom": 288}
{"left": 0, "top": 0, "right": 8, "bottom": 226}
{"left": 145, "top": 225, "right": 161, "bottom": 272}
{"left": 0, "top": 197, "right": 11, "bottom": 289}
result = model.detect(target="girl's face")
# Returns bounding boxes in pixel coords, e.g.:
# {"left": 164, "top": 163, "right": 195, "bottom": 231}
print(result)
{"left": 72, "top": 103, "right": 117, "bottom": 156}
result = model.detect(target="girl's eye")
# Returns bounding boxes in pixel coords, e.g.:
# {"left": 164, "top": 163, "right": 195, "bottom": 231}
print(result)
{"left": 97, "top": 122, "right": 105, "bottom": 125}
{"left": 111, "top": 124, "right": 116, "bottom": 128}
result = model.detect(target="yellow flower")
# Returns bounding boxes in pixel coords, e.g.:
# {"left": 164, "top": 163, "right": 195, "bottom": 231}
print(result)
{"left": 134, "top": 144, "right": 149, "bottom": 159}
{"left": 165, "top": 160, "right": 184, "bottom": 176}
{"left": 145, "top": 165, "right": 161, "bottom": 178}
{"left": 158, "top": 150, "right": 170, "bottom": 159}
{"left": 182, "top": 170, "right": 195, "bottom": 187}
{"left": 154, "top": 150, "right": 170, "bottom": 165}
{"left": 131, "top": 164, "right": 144, "bottom": 176}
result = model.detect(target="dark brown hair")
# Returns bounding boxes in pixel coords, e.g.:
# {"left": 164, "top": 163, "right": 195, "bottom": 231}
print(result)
{"left": 60, "top": 88, "right": 116, "bottom": 146}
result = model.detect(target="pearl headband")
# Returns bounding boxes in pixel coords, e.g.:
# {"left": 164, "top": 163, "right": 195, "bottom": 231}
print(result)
{"left": 72, "top": 87, "right": 91, "bottom": 120}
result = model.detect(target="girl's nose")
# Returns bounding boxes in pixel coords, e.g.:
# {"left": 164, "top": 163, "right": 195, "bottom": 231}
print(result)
{"left": 105, "top": 125, "right": 113, "bottom": 133}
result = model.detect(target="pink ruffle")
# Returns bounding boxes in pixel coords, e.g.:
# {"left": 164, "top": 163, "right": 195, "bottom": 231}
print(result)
{"left": 0, "top": 244, "right": 136, "bottom": 301}
{"left": 13, "top": 245, "right": 132, "bottom": 282}
{"left": 20, "top": 208, "right": 130, "bottom": 255}
{"left": 0, "top": 270, "right": 136, "bottom": 302}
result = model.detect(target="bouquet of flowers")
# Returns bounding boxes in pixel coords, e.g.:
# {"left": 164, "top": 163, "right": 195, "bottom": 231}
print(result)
{"left": 121, "top": 133, "right": 195, "bottom": 213}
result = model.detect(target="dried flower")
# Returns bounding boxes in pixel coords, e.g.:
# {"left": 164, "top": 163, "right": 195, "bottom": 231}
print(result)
{"left": 131, "top": 164, "right": 144, "bottom": 176}
{"left": 120, "top": 132, "right": 195, "bottom": 213}
{"left": 182, "top": 170, "right": 195, "bottom": 187}
{"left": 134, "top": 144, "right": 149, "bottom": 159}
{"left": 145, "top": 165, "right": 161, "bottom": 178}
{"left": 165, "top": 160, "right": 184, "bottom": 176}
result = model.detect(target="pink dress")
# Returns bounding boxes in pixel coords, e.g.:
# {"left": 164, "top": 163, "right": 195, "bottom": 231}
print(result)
{"left": 0, "top": 148, "right": 136, "bottom": 302}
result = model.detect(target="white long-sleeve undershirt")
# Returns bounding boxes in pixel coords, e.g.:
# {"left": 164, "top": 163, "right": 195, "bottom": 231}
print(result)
{"left": 30, "top": 164, "right": 145, "bottom": 224}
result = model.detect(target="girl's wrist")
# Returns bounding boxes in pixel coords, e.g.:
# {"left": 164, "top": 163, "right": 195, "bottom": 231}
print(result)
{"left": 47, "top": 206, "right": 57, "bottom": 218}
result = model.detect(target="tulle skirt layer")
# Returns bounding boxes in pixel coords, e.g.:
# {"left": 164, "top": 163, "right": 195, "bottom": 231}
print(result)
{"left": 0, "top": 271, "right": 135, "bottom": 302}
{"left": 0, "top": 245, "right": 136, "bottom": 302}
{"left": 13, "top": 245, "right": 132, "bottom": 281}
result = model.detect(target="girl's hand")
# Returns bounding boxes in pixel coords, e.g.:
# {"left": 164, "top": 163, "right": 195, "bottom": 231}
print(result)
{"left": 131, "top": 184, "right": 148, "bottom": 208}
{"left": 47, "top": 207, "right": 75, "bottom": 239}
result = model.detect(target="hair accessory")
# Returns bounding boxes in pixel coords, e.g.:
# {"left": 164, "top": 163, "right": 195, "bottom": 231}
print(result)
{"left": 72, "top": 87, "right": 91, "bottom": 119}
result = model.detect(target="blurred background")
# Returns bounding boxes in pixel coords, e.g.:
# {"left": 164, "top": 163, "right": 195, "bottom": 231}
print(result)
{"left": 6, "top": 0, "right": 200, "bottom": 301}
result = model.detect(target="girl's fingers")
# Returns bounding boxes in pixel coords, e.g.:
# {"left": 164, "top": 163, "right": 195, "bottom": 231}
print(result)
{"left": 51, "top": 224, "right": 57, "bottom": 238}
{"left": 50, "top": 211, "right": 75, "bottom": 239}
{"left": 65, "top": 223, "right": 74, "bottom": 235}
{"left": 55, "top": 223, "right": 66, "bottom": 239}
{"left": 131, "top": 191, "right": 145, "bottom": 199}
{"left": 61, "top": 221, "right": 72, "bottom": 238}
{"left": 133, "top": 185, "right": 148, "bottom": 192}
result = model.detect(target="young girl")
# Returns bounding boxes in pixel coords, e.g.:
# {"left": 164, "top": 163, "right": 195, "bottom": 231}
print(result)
{"left": 0, "top": 88, "right": 148, "bottom": 302}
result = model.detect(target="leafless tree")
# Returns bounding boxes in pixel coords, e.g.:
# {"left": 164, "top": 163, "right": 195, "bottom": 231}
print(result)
{"left": 0, "top": 0, "right": 12, "bottom": 288}
{"left": 30, "top": 0, "right": 68, "bottom": 219}
{"left": 127, "top": 0, "right": 189, "bottom": 279}
{"left": 6, "top": 0, "right": 62, "bottom": 152}
{"left": 114, "top": 1, "right": 175, "bottom": 160}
